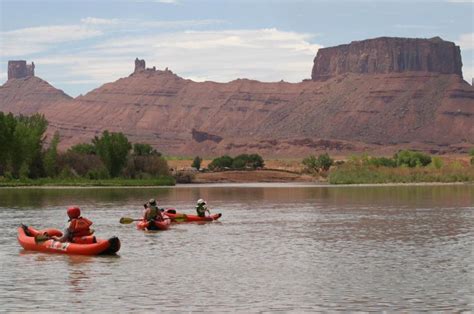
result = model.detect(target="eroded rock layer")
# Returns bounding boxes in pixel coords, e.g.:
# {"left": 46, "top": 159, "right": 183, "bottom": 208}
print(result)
{"left": 312, "top": 37, "right": 462, "bottom": 80}
{"left": 0, "top": 36, "right": 473, "bottom": 157}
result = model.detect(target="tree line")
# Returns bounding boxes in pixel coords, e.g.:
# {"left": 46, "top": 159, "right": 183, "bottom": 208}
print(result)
{"left": 0, "top": 112, "right": 170, "bottom": 180}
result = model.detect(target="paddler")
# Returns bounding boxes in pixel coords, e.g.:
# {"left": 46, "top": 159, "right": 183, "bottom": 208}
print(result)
{"left": 143, "top": 198, "right": 165, "bottom": 222}
{"left": 52, "top": 206, "right": 95, "bottom": 243}
{"left": 195, "top": 199, "right": 211, "bottom": 217}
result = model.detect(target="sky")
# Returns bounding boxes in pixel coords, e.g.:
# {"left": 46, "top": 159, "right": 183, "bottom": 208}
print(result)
{"left": 0, "top": 0, "right": 473, "bottom": 97}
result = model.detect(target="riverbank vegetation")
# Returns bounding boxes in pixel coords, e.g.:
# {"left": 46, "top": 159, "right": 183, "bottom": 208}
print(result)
{"left": 327, "top": 151, "right": 474, "bottom": 184}
{"left": 0, "top": 112, "right": 174, "bottom": 186}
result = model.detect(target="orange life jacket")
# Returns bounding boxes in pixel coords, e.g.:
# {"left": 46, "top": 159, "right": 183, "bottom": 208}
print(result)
{"left": 68, "top": 217, "right": 93, "bottom": 238}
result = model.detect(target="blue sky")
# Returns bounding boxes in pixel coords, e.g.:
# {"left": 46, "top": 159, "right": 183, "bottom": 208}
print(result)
{"left": 1, "top": 0, "right": 473, "bottom": 96}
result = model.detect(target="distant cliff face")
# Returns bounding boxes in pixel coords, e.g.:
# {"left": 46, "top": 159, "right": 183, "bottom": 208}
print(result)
{"left": 8, "top": 60, "right": 35, "bottom": 80}
{"left": 312, "top": 37, "right": 463, "bottom": 80}
{"left": 1, "top": 37, "right": 473, "bottom": 157}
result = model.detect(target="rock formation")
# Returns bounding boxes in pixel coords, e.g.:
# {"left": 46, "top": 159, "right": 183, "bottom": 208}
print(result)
{"left": 0, "top": 73, "right": 71, "bottom": 115}
{"left": 1, "top": 36, "right": 472, "bottom": 156}
{"left": 134, "top": 58, "right": 146, "bottom": 73}
{"left": 8, "top": 60, "right": 35, "bottom": 80}
{"left": 312, "top": 37, "right": 463, "bottom": 80}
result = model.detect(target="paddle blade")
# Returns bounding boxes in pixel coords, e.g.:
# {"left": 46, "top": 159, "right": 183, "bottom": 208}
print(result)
{"left": 119, "top": 217, "right": 136, "bottom": 224}
{"left": 34, "top": 234, "right": 51, "bottom": 243}
{"left": 173, "top": 214, "right": 187, "bottom": 222}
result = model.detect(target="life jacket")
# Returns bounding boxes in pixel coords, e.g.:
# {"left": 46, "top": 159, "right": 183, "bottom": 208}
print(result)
{"left": 68, "top": 217, "right": 93, "bottom": 238}
{"left": 196, "top": 204, "right": 207, "bottom": 217}
{"left": 144, "top": 206, "right": 161, "bottom": 221}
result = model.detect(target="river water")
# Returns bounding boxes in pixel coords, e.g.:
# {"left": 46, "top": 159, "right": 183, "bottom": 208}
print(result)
{"left": 0, "top": 183, "right": 472, "bottom": 312}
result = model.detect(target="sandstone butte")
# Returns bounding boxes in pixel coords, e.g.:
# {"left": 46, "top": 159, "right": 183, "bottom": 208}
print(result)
{"left": 0, "top": 36, "right": 473, "bottom": 157}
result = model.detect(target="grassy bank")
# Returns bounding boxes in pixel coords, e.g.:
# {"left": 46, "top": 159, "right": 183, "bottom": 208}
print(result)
{"left": 328, "top": 164, "right": 474, "bottom": 184}
{"left": 0, "top": 176, "right": 176, "bottom": 187}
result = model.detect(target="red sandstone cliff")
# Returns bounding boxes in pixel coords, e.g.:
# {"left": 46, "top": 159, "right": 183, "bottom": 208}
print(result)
{"left": 0, "top": 37, "right": 472, "bottom": 156}
{"left": 312, "top": 37, "right": 462, "bottom": 80}
{"left": 0, "top": 76, "right": 72, "bottom": 115}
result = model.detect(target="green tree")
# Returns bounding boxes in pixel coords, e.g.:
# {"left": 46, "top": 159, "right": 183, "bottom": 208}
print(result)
{"left": 69, "top": 143, "right": 96, "bottom": 155}
{"left": 192, "top": 156, "right": 202, "bottom": 170}
{"left": 12, "top": 114, "right": 48, "bottom": 178}
{"left": 394, "top": 150, "right": 431, "bottom": 168}
{"left": 0, "top": 112, "right": 17, "bottom": 175}
{"left": 43, "top": 131, "right": 60, "bottom": 177}
{"left": 133, "top": 143, "right": 160, "bottom": 156}
{"left": 92, "top": 131, "right": 132, "bottom": 177}
{"left": 208, "top": 155, "right": 233, "bottom": 171}
{"left": 303, "top": 153, "right": 334, "bottom": 173}
{"left": 469, "top": 148, "right": 474, "bottom": 166}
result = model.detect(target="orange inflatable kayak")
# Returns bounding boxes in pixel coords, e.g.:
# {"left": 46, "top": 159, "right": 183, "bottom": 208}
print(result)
{"left": 136, "top": 217, "right": 171, "bottom": 231}
{"left": 164, "top": 210, "right": 222, "bottom": 222}
{"left": 17, "top": 225, "right": 120, "bottom": 255}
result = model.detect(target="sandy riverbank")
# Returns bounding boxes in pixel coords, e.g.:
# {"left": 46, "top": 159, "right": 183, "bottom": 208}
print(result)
{"left": 193, "top": 170, "right": 315, "bottom": 183}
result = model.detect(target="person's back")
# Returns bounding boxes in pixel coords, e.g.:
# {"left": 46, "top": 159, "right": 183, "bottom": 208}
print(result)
{"left": 53, "top": 206, "right": 94, "bottom": 243}
{"left": 144, "top": 199, "right": 163, "bottom": 221}
{"left": 195, "top": 199, "right": 209, "bottom": 217}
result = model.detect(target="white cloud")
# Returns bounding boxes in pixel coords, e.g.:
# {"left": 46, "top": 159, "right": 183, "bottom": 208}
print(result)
{"left": 457, "top": 33, "right": 474, "bottom": 50}
{"left": 0, "top": 25, "right": 102, "bottom": 57}
{"left": 447, "top": 0, "right": 473, "bottom": 3}
{"left": 33, "top": 28, "right": 321, "bottom": 92}
{"left": 153, "top": 0, "right": 178, "bottom": 3}
{"left": 1, "top": 17, "right": 322, "bottom": 95}
{"left": 80, "top": 17, "right": 120, "bottom": 25}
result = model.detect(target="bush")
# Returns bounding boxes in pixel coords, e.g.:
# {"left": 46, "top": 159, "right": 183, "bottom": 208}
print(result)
{"left": 133, "top": 143, "right": 160, "bottom": 156}
{"left": 366, "top": 156, "right": 397, "bottom": 168}
{"left": 123, "top": 155, "right": 170, "bottom": 179}
{"left": 431, "top": 157, "right": 444, "bottom": 169}
{"left": 173, "top": 170, "right": 195, "bottom": 183}
{"left": 57, "top": 151, "right": 105, "bottom": 177}
{"left": 208, "top": 155, "right": 233, "bottom": 171}
{"left": 208, "top": 154, "right": 264, "bottom": 171}
{"left": 394, "top": 150, "right": 432, "bottom": 168}
{"left": 192, "top": 156, "right": 202, "bottom": 170}
{"left": 93, "top": 131, "right": 132, "bottom": 177}
{"left": 69, "top": 143, "right": 96, "bottom": 155}
{"left": 302, "top": 153, "right": 334, "bottom": 173}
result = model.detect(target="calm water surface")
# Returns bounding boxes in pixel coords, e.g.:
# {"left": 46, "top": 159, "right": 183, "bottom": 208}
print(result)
{"left": 0, "top": 184, "right": 473, "bottom": 312}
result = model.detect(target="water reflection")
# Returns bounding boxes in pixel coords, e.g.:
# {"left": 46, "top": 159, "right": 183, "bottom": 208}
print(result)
{"left": 1, "top": 184, "right": 473, "bottom": 312}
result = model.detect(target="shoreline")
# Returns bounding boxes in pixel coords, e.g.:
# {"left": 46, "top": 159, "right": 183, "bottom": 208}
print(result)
{"left": 0, "top": 181, "right": 472, "bottom": 189}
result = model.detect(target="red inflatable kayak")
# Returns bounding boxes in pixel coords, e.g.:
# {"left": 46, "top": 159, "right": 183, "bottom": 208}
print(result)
{"left": 18, "top": 225, "right": 120, "bottom": 255}
{"left": 164, "top": 210, "right": 222, "bottom": 222}
{"left": 136, "top": 217, "right": 171, "bottom": 231}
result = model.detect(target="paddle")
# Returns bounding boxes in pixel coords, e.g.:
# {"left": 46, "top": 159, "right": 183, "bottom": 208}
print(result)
{"left": 119, "top": 217, "right": 142, "bottom": 224}
{"left": 119, "top": 216, "right": 180, "bottom": 224}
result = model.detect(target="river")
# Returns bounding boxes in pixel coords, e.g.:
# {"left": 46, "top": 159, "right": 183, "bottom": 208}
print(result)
{"left": 0, "top": 183, "right": 473, "bottom": 312}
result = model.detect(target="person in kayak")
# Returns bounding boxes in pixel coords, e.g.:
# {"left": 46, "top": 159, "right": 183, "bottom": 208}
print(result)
{"left": 52, "top": 206, "right": 95, "bottom": 243}
{"left": 196, "top": 199, "right": 211, "bottom": 217}
{"left": 143, "top": 198, "right": 165, "bottom": 222}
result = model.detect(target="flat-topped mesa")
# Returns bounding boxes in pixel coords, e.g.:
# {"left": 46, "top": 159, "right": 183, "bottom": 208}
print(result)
{"left": 311, "top": 37, "right": 463, "bottom": 80}
{"left": 8, "top": 60, "right": 35, "bottom": 80}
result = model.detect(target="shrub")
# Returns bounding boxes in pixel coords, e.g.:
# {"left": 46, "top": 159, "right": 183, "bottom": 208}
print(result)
{"left": 93, "top": 131, "right": 132, "bottom": 177}
{"left": 366, "top": 156, "right": 397, "bottom": 168}
{"left": 57, "top": 151, "right": 105, "bottom": 177}
{"left": 192, "top": 156, "right": 202, "bottom": 170}
{"left": 431, "top": 157, "right": 444, "bottom": 169}
{"left": 208, "top": 155, "right": 233, "bottom": 171}
{"left": 302, "top": 153, "right": 334, "bottom": 173}
{"left": 394, "top": 150, "right": 431, "bottom": 168}
{"left": 123, "top": 155, "right": 170, "bottom": 179}
{"left": 69, "top": 143, "right": 96, "bottom": 155}
{"left": 133, "top": 143, "right": 160, "bottom": 156}
{"left": 173, "top": 170, "right": 195, "bottom": 183}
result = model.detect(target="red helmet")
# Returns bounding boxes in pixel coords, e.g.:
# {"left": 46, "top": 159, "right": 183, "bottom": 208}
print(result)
{"left": 67, "top": 206, "right": 81, "bottom": 219}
